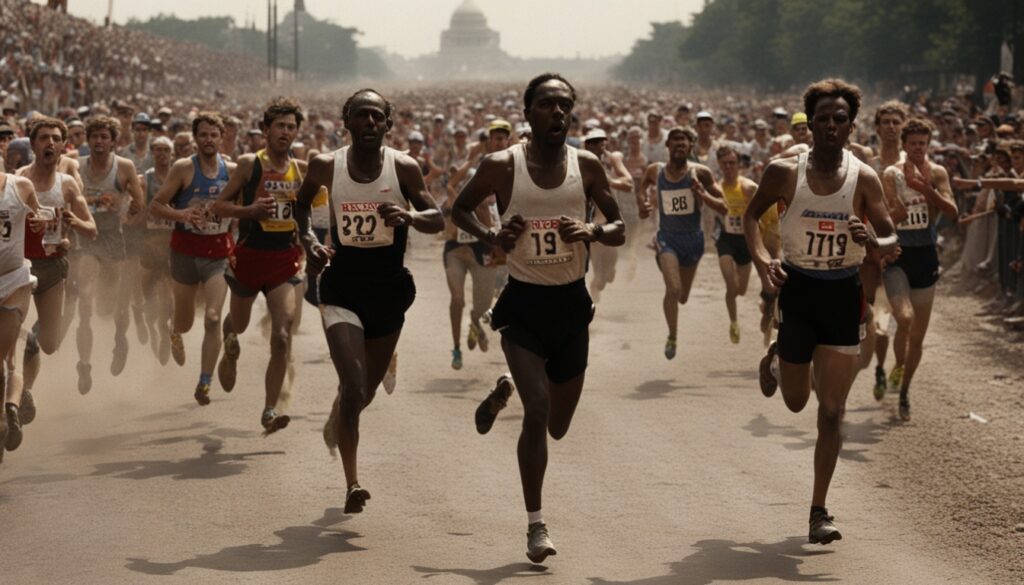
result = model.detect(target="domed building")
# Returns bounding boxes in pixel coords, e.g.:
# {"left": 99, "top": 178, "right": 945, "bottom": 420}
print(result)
{"left": 436, "top": 0, "right": 508, "bottom": 77}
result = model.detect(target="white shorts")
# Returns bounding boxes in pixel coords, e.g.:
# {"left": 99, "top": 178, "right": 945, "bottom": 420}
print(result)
{"left": 0, "top": 261, "right": 37, "bottom": 302}
{"left": 319, "top": 304, "right": 363, "bottom": 331}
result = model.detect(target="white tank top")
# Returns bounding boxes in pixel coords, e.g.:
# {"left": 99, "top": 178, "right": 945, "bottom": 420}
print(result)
{"left": 35, "top": 172, "right": 69, "bottom": 246}
{"left": 501, "top": 143, "right": 587, "bottom": 286}
{"left": 0, "top": 175, "right": 29, "bottom": 275}
{"left": 780, "top": 150, "right": 865, "bottom": 275}
{"left": 81, "top": 155, "right": 124, "bottom": 233}
{"left": 329, "top": 146, "right": 407, "bottom": 248}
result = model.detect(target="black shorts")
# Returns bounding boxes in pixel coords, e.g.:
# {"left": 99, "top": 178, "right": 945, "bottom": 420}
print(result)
{"left": 490, "top": 277, "right": 593, "bottom": 383}
{"left": 777, "top": 265, "right": 865, "bottom": 364}
{"left": 715, "top": 232, "right": 752, "bottom": 265}
{"left": 30, "top": 256, "right": 68, "bottom": 296}
{"left": 888, "top": 245, "right": 939, "bottom": 290}
{"left": 318, "top": 266, "right": 416, "bottom": 339}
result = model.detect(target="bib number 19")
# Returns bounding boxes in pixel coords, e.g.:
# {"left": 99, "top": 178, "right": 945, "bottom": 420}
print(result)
{"left": 531, "top": 231, "right": 557, "bottom": 256}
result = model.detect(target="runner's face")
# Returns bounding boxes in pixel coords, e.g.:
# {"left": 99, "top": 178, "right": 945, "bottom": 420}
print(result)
{"left": 266, "top": 114, "right": 298, "bottom": 154}
{"left": 152, "top": 144, "right": 172, "bottom": 166}
{"left": 132, "top": 124, "right": 149, "bottom": 143}
{"left": 902, "top": 132, "right": 929, "bottom": 164}
{"left": 87, "top": 129, "right": 113, "bottom": 155}
{"left": 68, "top": 127, "right": 85, "bottom": 145}
{"left": 791, "top": 123, "right": 810, "bottom": 144}
{"left": 32, "top": 127, "right": 65, "bottom": 163}
{"left": 666, "top": 132, "right": 692, "bottom": 162}
{"left": 194, "top": 122, "right": 222, "bottom": 157}
{"left": 488, "top": 130, "right": 510, "bottom": 151}
{"left": 876, "top": 113, "right": 903, "bottom": 143}
{"left": 174, "top": 138, "right": 193, "bottom": 159}
{"left": 345, "top": 94, "right": 389, "bottom": 148}
{"left": 525, "top": 80, "right": 573, "bottom": 145}
{"left": 809, "top": 97, "right": 852, "bottom": 150}
{"left": 696, "top": 119, "right": 714, "bottom": 139}
{"left": 718, "top": 152, "right": 739, "bottom": 181}
{"left": 584, "top": 138, "right": 606, "bottom": 157}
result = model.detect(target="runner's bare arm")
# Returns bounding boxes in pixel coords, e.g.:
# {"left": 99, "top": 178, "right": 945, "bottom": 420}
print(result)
{"left": 857, "top": 167, "right": 898, "bottom": 253}
{"left": 568, "top": 152, "right": 624, "bottom": 246}
{"left": 607, "top": 152, "right": 635, "bottom": 192}
{"left": 63, "top": 178, "right": 97, "bottom": 239}
{"left": 881, "top": 169, "right": 908, "bottom": 224}
{"left": 744, "top": 161, "right": 790, "bottom": 289}
{"left": 120, "top": 158, "right": 144, "bottom": 219}
{"left": 694, "top": 165, "right": 729, "bottom": 215}
{"left": 294, "top": 154, "right": 334, "bottom": 271}
{"left": 211, "top": 155, "right": 272, "bottom": 220}
{"left": 453, "top": 151, "right": 519, "bottom": 248}
{"left": 388, "top": 153, "right": 443, "bottom": 233}
{"left": 149, "top": 159, "right": 193, "bottom": 224}
{"left": 637, "top": 163, "right": 659, "bottom": 219}
{"left": 927, "top": 165, "right": 959, "bottom": 220}
{"left": 15, "top": 176, "right": 39, "bottom": 213}
{"left": 952, "top": 176, "right": 1024, "bottom": 191}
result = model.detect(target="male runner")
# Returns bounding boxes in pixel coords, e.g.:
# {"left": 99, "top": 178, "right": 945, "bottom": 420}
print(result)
{"left": 74, "top": 116, "right": 144, "bottom": 393}
{"left": 714, "top": 145, "right": 757, "bottom": 342}
{"left": 744, "top": 79, "right": 899, "bottom": 544}
{"left": 294, "top": 89, "right": 443, "bottom": 514}
{"left": 212, "top": 97, "right": 306, "bottom": 433}
{"left": 139, "top": 136, "right": 175, "bottom": 364}
{"left": 149, "top": 112, "right": 236, "bottom": 406}
{"left": 17, "top": 117, "right": 96, "bottom": 425}
{"left": 582, "top": 128, "right": 633, "bottom": 302}
{"left": 638, "top": 127, "right": 727, "bottom": 359}
{"left": 881, "top": 118, "right": 958, "bottom": 421}
{"left": 122, "top": 113, "right": 154, "bottom": 173}
{"left": 454, "top": 74, "right": 625, "bottom": 563}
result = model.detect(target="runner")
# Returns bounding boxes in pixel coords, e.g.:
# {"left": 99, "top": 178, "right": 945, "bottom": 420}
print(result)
{"left": 293, "top": 89, "right": 444, "bottom": 514}
{"left": 714, "top": 144, "right": 757, "bottom": 343}
{"left": 74, "top": 115, "right": 144, "bottom": 394}
{"left": 212, "top": 97, "right": 306, "bottom": 433}
{"left": 138, "top": 136, "right": 175, "bottom": 365}
{"left": 454, "top": 74, "right": 625, "bottom": 563}
{"left": 744, "top": 79, "right": 899, "bottom": 545}
{"left": 581, "top": 128, "right": 634, "bottom": 303}
{"left": 17, "top": 117, "right": 96, "bottom": 426}
{"left": 149, "top": 112, "right": 236, "bottom": 406}
{"left": 0, "top": 172, "right": 39, "bottom": 454}
{"left": 638, "top": 126, "right": 728, "bottom": 360}
{"left": 881, "top": 117, "right": 958, "bottom": 421}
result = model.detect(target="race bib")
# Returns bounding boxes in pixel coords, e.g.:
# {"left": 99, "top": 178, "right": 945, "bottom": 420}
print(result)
{"left": 516, "top": 217, "right": 573, "bottom": 266}
{"left": 40, "top": 206, "right": 64, "bottom": 244}
{"left": 724, "top": 213, "right": 744, "bottom": 235}
{"left": 661, "top": 188, "right": 695, "bottom": 216}
{"left": 899, "top": 197, "right": 930, "bottom": 231}
{"left": 187, "top": 200, "right": 229, "bottom": 236}
{"left": 146, "top": 212, "right": 174, "bottom": 231}
{"left": 0, "top": 209, "right": 11, "bottom": 242}
{"left": 456, "top": 228, "right": 477, "bottom": 244}
{"left": 258, "top": 193, "right": 297, "bottom": 232}
{"left": 799, "top": 215, "right": 852, "bottom": 269}
{"left": 337, "top": 201, "right": 393, "bottom": 248}
{"left": 85, "top": 190, "right": 121, "bottom": 215}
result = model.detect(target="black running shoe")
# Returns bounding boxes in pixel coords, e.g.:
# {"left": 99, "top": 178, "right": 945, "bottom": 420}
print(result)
{"left": 899, "top": 391, "right": 911, "bottom": 422}
{"left": 873, "top": 366, "right": 886, "bottom": 401}
{"left": 4, "top": 404, "right": 23, "bottom": 451}
{"left": 261, "top": 407, "right": 291, "bottom": 435}
{"left": 344, "top": 484, "right": 371, "bottom": 514}
{"left": 475, "top": 374, "right": 514, "bottom": 435}
{"left": 19, "top": 389, "right": 36, "bottom": 425}
{"left": 809, "top": 507, "right": 842, "bottom": 544}
{"left": 759, "top": 341, "right": 778, "bottom": 398}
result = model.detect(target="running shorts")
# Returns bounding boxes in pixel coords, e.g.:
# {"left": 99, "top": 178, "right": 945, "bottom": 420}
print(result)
{"left": 777, "top": 264, "right": 865, "bottom": 364}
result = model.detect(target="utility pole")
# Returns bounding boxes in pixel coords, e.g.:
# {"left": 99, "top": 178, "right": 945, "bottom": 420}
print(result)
{"left": 267, "top": 0, "right": 272, "bottom": 82}
{"left": 272, "top": 0, "right": 278, "bottom": 83}
{"left": 294, "top": 1, "right": 300, "bottom": 81}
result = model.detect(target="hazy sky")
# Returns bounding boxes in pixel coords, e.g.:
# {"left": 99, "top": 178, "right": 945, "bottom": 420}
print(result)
{"left": 53, "top": 0, "right": 702, "bottom": 58}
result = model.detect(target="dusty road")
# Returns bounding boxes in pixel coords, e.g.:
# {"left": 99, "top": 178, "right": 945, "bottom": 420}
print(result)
{"left": 1, "top": 233, "right": 1017, "bottom": 584}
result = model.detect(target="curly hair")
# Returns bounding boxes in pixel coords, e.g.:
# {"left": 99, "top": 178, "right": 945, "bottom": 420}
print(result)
{"left": 803, "top": 78, "right": 862, "bottom": 123}
{"left": 28, "top": 116, "right": 68, "bottom": 142}
{"left": 263, "top": 96, "right": 304, "bottom": 128}
{"left": 191, "top": 111, "right": 225, "bottom": 136}
{"left": 900, "top": 118, "right": 935, "bottom": 143}
{"left": 85, "top": 115, "right": 121, "bottom": 141}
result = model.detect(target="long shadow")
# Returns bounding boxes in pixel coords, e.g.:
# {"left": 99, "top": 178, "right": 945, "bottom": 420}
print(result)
{"left": 90, "top": 447, "right": 285, "bottom": 481}
{"left": 588, "top": 537, "right": 837, "bottom": 585}
{"left": 629, "top": 379, "right": 704, "bottom": 401}
{"left": 126, "top": 508, "right": 362, "bottom": 575}
{"left": 413, "top": 562, "right": 548, "bottom": 585}
{"left": 743, "top": 414, "right": 887, "bottom": 463}
{"left": 62, "top": 421, "right": 211, "bottom": 456}
{"left": 139, "top": 427, "right": 256, "bottom": 448}
{"left": 1, "top": 472, "right": 76, "bottom": 486}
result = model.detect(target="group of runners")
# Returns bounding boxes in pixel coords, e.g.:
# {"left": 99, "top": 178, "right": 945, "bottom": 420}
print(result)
{"left": 0, "top": 74, "right": 960, "bottom": 562}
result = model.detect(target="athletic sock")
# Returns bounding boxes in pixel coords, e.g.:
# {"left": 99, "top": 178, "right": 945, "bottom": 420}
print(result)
{"left": 527, "top": 510, "right": 543, "bottom": 525}
{"left": 199, "top": 373, "right": 212, "bottom": 386}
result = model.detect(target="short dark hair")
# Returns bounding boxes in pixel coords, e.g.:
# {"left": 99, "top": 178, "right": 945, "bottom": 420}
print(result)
{"left": 716, "top": 144, "right": 739, "bottom": 160}
{"left": 523, "top": 73, "right": 577, "bottom": 112}
{"left": 666, "top": 126, "right": 696, "bottom": 144}
{"left": 803, "top": 78, "right": 862, "bottom": 122}
{"left": 342, "top": 89, "right": 393, "bottom": 124}
{"left": 29, "top": 116, "right": 68, "bottom": 142}
{"left": 192, "top": 111, "right": 225, "bottom": 136}
{"left": 263, "top": 96, "right": 305, "bottom": 128}
{"left": 900, "top": 118, "right": 935, "bottom": 143}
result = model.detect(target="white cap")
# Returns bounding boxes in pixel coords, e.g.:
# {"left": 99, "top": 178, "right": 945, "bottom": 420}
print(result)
{"left": 408, "top": 131, "right": 424, "bottom": 143}
{"left": 583, "top": 128, "right": 607, "bottom": 142}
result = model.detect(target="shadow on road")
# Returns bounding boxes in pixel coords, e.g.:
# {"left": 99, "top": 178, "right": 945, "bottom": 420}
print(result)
{"left": 629, "top": 379, "right": 705, "bottom": 400}
{"left": 588, "top": 537, "right": 837, "bottom": 584}
{"left": 90, "top": 445, "right": 285, "bottom": 481}
{"left": 418, "top": 377, "right": 486, "bottom": 395}
{"left": 62, "top": 421, "right": 210, "bottom": 456}
{"left": 743, "top": 414, "right": 887, "bottom": 462}
{"left": 413, "top": 562, "right": 548, "bottom": 584}
{"left": 125, "top": 508, "right": 362, "bottom": 575}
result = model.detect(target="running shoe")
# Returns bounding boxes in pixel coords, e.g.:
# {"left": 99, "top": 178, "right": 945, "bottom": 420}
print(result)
{"left": 133, "top": 304, "right": 148, "bottom": 345}
{"left": 19, "top": 388, "right": 36, "bottom": 425}
{"left": 4, "top": 404, "right": 22, "bottom": 451}
{"left": 467, "top": 323, "right": 478, "bottom": 351}
{"left": 110, "top": 335, "right": 128, "bottom": 376}
{"left": 451, "top": 348, "right": 463, "bottom": 370}
{"left": 475, "top": 373, "right": 514, "bottom": 435}
{"left": 664, "top": 336, "right": 677, "bottom": 360}
{"left": 899, "top": 391, "right": 911, "bottom": 422}
{"left": 323, "top": 398, "right": 339, "bottom": 456}
{"left": 77, "top": 362, "right": 92, "bottom": 395}
{"left": 194, "top": 382, "right": 211, "bottom": 406}
{"left": 218, "top": 331, "right": 240, "bottom": 392}
{"left": 759, "top": 340, "right": 778, "bottom": 398}
{"left": 477, "top": 324, "right": 489, "bottom": 352}
{"left": 809, "top": 507, "right": 842, "bottom": 545}
{"left": 344, "top": 483, "right": 371, "bottom": 514}
{"left": 526, "top": 522, "right": 557, "bottom": 563}
{"left": 170, "top": 331, "right": 186, "bottom": 366}
{"left": 382, "top": 354, "right": 397, "bottom": 395}
{"left": 888, "top": 365, "right": 904, "bottom": 392}
{"left": 261, "top": 407, "right": 291, "bottom": 435}
{"left": 873, "top": 366, "right": 886, "bottom": 401}
{"left": 729, "top": 321, "right": 740, "bottom": 344}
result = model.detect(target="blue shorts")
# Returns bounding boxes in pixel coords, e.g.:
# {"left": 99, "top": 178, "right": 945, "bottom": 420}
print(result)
{"left": 656, "top": 230, "right": 704, "bottom": 267}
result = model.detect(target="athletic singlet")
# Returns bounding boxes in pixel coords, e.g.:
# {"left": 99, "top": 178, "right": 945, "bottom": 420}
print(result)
{"left": 80, "top": 155, "right": 124, "bottom": 234}
{"left": 328, "top": 146, "right": 409, "bottom": 277}
{"left": 144, "top": 169, "right": 173, "bottom": 230}
{"left": 0, "top": 175, "right": 28, "bottom": 275}
{"left": 656, "top": 164, "right": 702, "bottom": 235}
{"left": 890, "top": 166, "right": 937, "bottom": 247}
{"left": 502, "top": 143, "right": 587, "bottom": 286}
{"left": 25, "top": 172, "right": 69, "bottom": 259}
{"left": 311, "top": 186, "right": 330, "bottom": 230}
{"left": 238, "top": 149, "right": 303, "bottom": 250}
{"left": 169, "top": 155, "right": 233, "bottom": 258}
{"left": 721, "top": 179, "right": 748, "bottom": 235}
{"left": 780, "top": 150, "right": 866, "bottom": 278}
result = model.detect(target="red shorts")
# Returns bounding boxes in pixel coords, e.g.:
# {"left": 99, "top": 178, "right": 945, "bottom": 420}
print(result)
{"left": 226, "top": 245, "right": 303, "bottom": 297}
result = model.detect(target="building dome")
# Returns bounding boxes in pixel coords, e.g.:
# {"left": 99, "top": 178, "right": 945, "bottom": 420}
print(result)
{"left": 441, "top": 0, "right": 501, "bottom": 54}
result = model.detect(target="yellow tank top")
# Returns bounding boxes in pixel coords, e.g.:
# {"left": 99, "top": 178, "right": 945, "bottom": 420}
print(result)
{"left": 721, "top": 180, "right": 748, "bottom": 234}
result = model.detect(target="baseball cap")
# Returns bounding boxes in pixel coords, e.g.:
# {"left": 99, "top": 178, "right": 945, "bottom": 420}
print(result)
{"left": 753, "top": 119, "right": 768, "bottom": 130}
{"left": 696, "top": 111, "right": 713, "bottom": 121}
{"left": 583, "top": 128, "right": 607, "bottom": 142}
{"left": 488, "top": 119, "right": 512, "bottom": 134}
{"left": 157, "top": 106, "right": 173, "bottom": 116}
{"left": 247, "top": 128, "right": 263, "bottom": 136}
{"left": 0, "top": 124, "right": 15, "bottom": 137}
{"left": 791, "top": 112, "right": 808, "bottom": 126}
{"left": 453, "top": 126, "right": 468, "bottom": 136}
{"left": 772, "top": 107, "right": 787, "bottom": 118}
{"left": 132, "top": 112, "right": 151, "bottom": 125}
{"left": 433, "top": 113, "right": 445, "bottom": 122}
{"left": 407, "top": 130, "right": 425, "bottom": 143}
